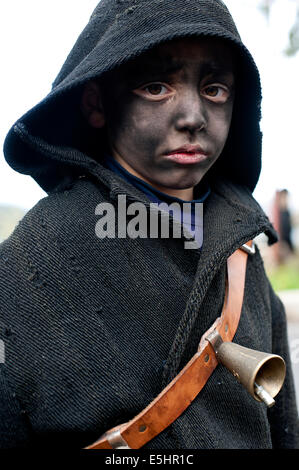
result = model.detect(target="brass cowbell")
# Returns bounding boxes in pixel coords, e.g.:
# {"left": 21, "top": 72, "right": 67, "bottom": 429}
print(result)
{"left": 207, "top": 330, "right": 286, "bottom": 407}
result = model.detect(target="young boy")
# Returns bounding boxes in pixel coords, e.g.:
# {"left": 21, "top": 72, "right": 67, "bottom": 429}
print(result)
{"left": 0, "top": 0, "right": 298, "bottom": 449}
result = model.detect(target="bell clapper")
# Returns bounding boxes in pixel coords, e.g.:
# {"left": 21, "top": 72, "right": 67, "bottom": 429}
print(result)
{"left": 206, "top": 329, "right": 285, "bottom": 407}
{"left": 254, "top": 383, "right": 275, "bottom": 408}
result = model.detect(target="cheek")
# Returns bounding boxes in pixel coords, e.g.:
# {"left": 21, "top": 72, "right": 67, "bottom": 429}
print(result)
{"left": 108, "top": 100, "right": 167, "bottom": 154}
{"left": 209, "top": 104, "right": 234, "bottom": 148}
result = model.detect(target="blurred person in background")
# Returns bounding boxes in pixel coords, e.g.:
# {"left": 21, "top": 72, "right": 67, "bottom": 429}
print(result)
{"left": 272, "top": 189, "right": 296, "bottom": 264}
{"left": 278, "top": 189, "right": 295, "bottom": 256}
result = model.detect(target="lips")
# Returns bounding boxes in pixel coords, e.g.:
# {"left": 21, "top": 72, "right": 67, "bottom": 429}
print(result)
{"left": 164, "top": 145, "right": 209, "bottom": 165}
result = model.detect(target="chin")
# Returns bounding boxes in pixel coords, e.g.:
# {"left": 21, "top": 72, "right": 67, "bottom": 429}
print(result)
{"left": 166, "top": 176, "right": 205, "bottom": 190}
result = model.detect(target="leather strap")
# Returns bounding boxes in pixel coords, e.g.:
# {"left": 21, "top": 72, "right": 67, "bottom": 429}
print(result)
{"left": 85, "top": 241, "right": 253, "bottom": 449}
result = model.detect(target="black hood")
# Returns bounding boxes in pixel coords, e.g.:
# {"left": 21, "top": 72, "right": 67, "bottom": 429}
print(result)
{"left": 3, "top": 0, "right": 262, "bottom": 193}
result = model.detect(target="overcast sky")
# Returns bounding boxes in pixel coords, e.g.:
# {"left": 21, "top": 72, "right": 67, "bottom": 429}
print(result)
{"left": 0, "top": 0, "right": 298, "bottom": 213}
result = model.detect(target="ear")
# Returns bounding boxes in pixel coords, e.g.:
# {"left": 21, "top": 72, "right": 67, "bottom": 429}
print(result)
{"left": 80, "top": 80, "right": 106, "bottom": 128}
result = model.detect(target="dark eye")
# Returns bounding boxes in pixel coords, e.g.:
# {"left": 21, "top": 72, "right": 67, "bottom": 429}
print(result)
{"left": 145, "top": 84, "right": 167, "bottom": 95}
{"left": 132, "top": 82, "right": 174, "bottom": 101}
{"left": 204, "top": 86, "right": 219, "bottom": 97}
{"left": 201, "top": 84, "right": 230, "bottom": 103}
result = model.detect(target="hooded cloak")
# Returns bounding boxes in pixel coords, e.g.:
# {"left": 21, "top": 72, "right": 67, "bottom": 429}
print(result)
{"left": 4, "top": 0, "right": 261, "bottom": 193}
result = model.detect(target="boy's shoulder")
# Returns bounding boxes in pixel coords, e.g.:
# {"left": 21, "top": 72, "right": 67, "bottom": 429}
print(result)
{"left": 0, "top": 177, "right": 104, "bottom": 302}
{"left": 2, "top": 177, "right": 104, "bottom": 247}
{"left": 0, "top": 176, "right": 277, "bottom": 263}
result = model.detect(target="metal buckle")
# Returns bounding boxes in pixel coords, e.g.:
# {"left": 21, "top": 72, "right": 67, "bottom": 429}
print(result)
{"left": 107, "top": 429, "right": 131, "bottom": 449}
{"left": 240, "top": 242, "right": 256, "bottom": 255}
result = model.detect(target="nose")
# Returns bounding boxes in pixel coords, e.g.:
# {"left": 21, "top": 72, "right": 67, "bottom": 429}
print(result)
{"left": 174, "top": 88, "right": 207, "bottom": 134}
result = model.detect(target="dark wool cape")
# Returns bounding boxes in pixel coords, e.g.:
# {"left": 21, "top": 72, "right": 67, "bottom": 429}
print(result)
{"left": 1, "top": 0, "right": 299, "bottom": 449}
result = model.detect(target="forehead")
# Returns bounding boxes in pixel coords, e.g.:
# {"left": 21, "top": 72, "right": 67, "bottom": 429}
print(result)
{"left": 125, "top": 37, "right": 235, "bottom": 77}
{"left": 101, "top": 37, "right": 235, "bottom": 98}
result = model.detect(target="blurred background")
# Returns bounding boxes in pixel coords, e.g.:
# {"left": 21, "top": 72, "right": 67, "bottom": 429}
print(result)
{"left": 0, "top": 0, "right": 299, "bottom": 410}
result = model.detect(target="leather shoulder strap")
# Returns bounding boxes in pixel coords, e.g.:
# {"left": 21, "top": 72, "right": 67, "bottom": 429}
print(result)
{"left": 85, "top": 242, "right": 253, "bottom": 449}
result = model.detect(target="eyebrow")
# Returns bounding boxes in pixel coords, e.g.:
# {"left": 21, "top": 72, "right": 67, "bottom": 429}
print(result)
{"left": 200, "top": 61, "right": 235, "bottom": 78}
{"left": 125, "top": 57, "right": 235, "bottom": 87}
{"left": 127, "top": 59, "right": 184, "bottom": 82}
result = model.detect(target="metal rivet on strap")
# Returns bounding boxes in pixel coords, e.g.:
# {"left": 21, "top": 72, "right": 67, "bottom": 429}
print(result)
{"left": 240, "top": 242, "right": 256, "bottom": 255}
{"left": 107, "top": 429, "right": 131, "bottom": 449}
{"left": 204, "top": 354, "right": 209, "bottom": 363}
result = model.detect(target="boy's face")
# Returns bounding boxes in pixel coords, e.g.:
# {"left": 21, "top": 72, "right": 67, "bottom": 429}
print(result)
{"left": 87, "top": 37, "right": 235, "bottom": 197}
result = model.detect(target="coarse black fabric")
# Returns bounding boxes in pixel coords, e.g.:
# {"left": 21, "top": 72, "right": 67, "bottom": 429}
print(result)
{"left": 0, "top": 173, "right": 298, "bottom": 449}
{"left": 1, "top": 0, "right": 299, "bottom": 450}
